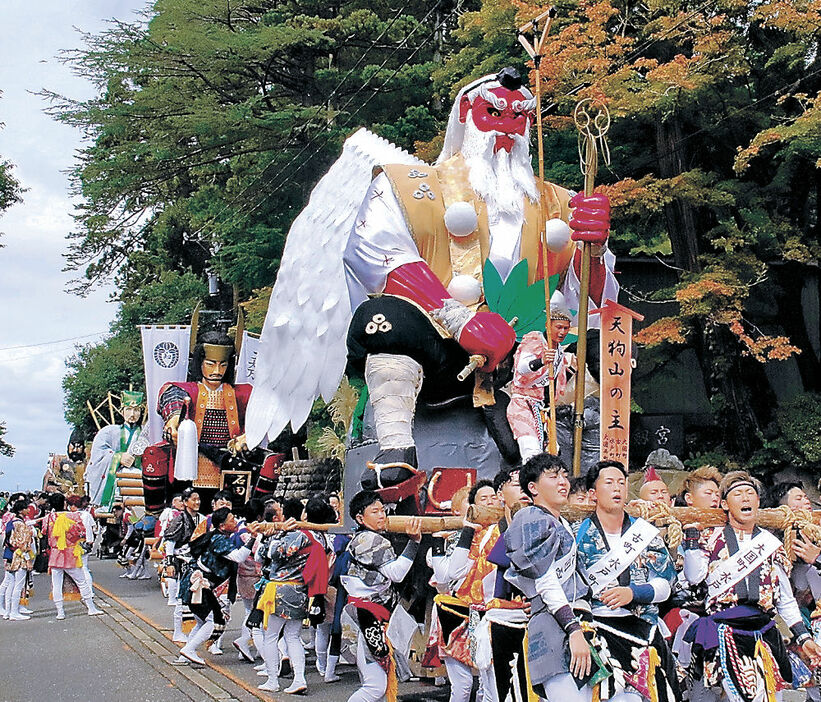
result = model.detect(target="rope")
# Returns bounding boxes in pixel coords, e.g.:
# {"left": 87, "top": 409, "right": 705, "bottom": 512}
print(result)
{"left": 628, "top": 501, "right": 683, "bottom": 551}
{"left": 718, "top": 623, "right": 752, "bottom": 702}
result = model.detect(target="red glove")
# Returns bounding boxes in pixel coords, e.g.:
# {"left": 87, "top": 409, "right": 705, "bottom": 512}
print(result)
{"left": 569, "top": 192, "right": 610, "bottom": 245}
{"left": 457, "top": 311, "right": 516, "bottom": 373}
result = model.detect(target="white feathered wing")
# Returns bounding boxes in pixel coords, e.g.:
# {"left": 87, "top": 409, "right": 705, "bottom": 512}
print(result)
{"left": 245, "top": 128, "right": 423, "bottom": 447}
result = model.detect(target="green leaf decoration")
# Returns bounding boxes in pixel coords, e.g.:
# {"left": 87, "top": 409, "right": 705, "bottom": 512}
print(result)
{"left": 482, "top": 257, "right": 505, "bottom": 313}
{"left": 483, "top": 259, "right": 557, "bottom": 341}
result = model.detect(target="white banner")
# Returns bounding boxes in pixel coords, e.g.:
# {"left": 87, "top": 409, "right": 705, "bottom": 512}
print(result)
{"left": 140, "top": 326, "right": 191, "bottom": 444}
{"left": 235, "top": 331, "right": 260, "bottom": 385}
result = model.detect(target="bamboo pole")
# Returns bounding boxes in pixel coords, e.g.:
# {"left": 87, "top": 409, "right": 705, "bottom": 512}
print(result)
{"left": 560, "top": 501, "right": 821, "bottom": 530}
{"left": 520, "top": 8, "right": 559, "bottom": 456}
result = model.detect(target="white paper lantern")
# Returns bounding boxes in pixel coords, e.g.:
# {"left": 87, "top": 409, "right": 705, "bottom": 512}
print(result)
{"left": 545, "top": 218, "right": 571, "bottom": 252}
{"left": 447, "top": 275, "right": 482, "bottom": 306}
{"left": 444, "top": 202, "right": 478, "bottom": 237}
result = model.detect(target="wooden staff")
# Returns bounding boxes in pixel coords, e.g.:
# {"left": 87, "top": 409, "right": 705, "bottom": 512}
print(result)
{"left": 519, "top": 8, "right": 559, "bottom": 456}
{"left": 571, "top": 99, "right": 611, "bottom": 476}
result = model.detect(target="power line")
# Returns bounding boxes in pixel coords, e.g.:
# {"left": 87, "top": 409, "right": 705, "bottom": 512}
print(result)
{"left": 215, "top": 0, "right": 721, "bottom": 235}
{"left": 185, "top": 0, "right": 427, "bottom": 243}
{"left": 214, "top": 2, "right": 450, "bottom": 232}
{"left": 0, "top": 332, "right": 107, "bottom": 352}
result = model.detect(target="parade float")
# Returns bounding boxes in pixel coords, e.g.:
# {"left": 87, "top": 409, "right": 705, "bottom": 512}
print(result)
{"left": 240, "top": 11, "right": 638, "bottom": 524}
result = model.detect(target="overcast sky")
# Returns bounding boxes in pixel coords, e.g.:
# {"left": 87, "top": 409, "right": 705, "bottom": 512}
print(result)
{"left": 0, "top": 1, "right": 146, "bottom": 491}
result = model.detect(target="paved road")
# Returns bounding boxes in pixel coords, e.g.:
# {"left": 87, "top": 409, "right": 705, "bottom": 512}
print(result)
{"left": 0, "top": 556, "right": 450, "bottom": 702}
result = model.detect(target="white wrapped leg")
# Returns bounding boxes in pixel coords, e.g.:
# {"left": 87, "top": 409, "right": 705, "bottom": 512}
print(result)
{"left": 364, "top": 353, "right": 423, "bottom": 451}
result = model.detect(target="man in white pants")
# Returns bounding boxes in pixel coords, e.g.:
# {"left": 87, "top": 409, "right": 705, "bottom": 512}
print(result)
{"left": 341, "top": 491, "right": 423, "bottom": 702}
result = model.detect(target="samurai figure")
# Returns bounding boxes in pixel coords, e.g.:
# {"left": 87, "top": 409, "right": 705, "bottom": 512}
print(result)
{"left": 150, "top": 331, "right": 250, "bottom": 495}
{"left": 158, "top": 331, "right": 252, "bottom": 465}
{"left": 143, "top": 331, "right": 282, "bottom": 510}
{"left": 86, "top": 390, "right": 148, "bottom": 508}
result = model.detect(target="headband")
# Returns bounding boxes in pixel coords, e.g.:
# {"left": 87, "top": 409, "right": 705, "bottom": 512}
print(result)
{"left": 722, "top": 480, "right": 759, "bottom": 499}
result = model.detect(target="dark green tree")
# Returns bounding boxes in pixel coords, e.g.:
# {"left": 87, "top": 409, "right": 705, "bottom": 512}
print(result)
{"left": 0, "top": 421, "right": 14, "bottom": 458}
{"left": 45, "top": 0, "right": 450, "bottom": 298}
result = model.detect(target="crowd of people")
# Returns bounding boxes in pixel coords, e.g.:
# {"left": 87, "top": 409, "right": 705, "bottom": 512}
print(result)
{"left": 4, "top": 458, "right": 821, "bottom": 702}
{"left": 0, "top": 491, "right": 103, "bottom": 621}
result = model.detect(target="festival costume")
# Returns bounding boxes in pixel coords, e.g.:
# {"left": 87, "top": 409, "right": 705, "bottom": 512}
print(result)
{"left": 482, "top": 517, "right": 532, "bottom": 702}
{"left": 233, "top": 540, "right": 263, "bottom": 663}
{"left": 427, "top": 526, "right": 498, "bottom": 702}
{"left": 308, "top": 530, "right": 336, "bottom": 677}
{"left": 340, "top": 529, "right": 419, "bottom": 702}
{"left": 1, "top": 517, "right": 36, "bottom": 620}
{"left": 164, "top": 509, "right": 205, "bottom": 642}
{"left": 44, "top": 510, "right": 103, "bottom": 618}
{"left": 683, "top": 523, "right": 809, "bottom": 702}
{"left": 178, "top": 529, "right": 254, "bottom": 664}
{"left": 575, "top": 513, "right": 680, "bottom": 702}
{"left": 252, "top": 528, "right": 327, "bottom": 693}
{"left": 505, "top": 505, "right": 593, "bottom": 701}
{"left": 507, "top": 329, "right": 600, "bottom": 471}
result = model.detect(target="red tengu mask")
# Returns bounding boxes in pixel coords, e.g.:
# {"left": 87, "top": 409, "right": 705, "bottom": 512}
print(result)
{"left": 459, "top": 86, "right": 534, "bottom": 153}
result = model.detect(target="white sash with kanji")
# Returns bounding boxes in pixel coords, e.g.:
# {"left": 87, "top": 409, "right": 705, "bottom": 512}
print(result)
{"left": 554, "top": 518, "right": 577, "bottom": 584}
{"left": 706, "top": 529, "right": 781, "bottom": 600}
{"left": 586, "top": 518, "right": 660, "bottom": 595}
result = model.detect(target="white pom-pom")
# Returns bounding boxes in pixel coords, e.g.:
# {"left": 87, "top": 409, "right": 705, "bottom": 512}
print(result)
{"left": 545, "top": 218, "right": 571, "bottom": 252}
{"left": 444, "top": 202, "right": 478, "bottom": 238}
{"left": 447, "top": 275, "right": 482, "bottom": 306}
{"left": 550, "top": 290, "right": 567, "bottom": 309}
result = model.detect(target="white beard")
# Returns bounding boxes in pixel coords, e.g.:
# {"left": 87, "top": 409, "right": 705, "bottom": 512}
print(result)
{"left": 460, "top": 117, "right": 539, "bottom": 217}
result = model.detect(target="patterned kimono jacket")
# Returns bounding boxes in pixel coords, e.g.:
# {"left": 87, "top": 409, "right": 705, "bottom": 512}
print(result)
{"left": 576, "top": 513, "right": 680, "bottom": 702}
{"left": 684, "top": 524, "right": 802, "bottom": 701}
{"left": 44, "top": 511, "right": 87, "bottom": 570}
{"left": 426, "top": 525, "right": 497, "bottom": 668}
{"left": 4, "top": 518, "right": 36, "bottom": 572}
{"left": 341, "top": 528, "right": 418, "bottom": 702}
{"left": 256, "top": 529, "right": 313, "bottom": 624}
{"left": 504, "top": 505, "right": 591, "bottom": 690}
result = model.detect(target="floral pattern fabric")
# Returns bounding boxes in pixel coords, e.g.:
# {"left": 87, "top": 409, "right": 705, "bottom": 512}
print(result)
{"left": 576, "top": 515, "right": 676, "bottom": 624}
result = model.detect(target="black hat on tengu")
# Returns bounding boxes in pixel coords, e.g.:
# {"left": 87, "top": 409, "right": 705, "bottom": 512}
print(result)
{"left": 496, "top": 67, "right": 523, "bottom": 91}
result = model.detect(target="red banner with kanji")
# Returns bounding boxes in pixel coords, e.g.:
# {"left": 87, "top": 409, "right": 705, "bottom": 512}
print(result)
{"left": 591, "top": 300, "right": 644, "bottom": 468}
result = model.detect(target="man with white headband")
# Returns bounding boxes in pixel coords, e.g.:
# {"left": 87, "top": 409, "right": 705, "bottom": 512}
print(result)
{"left": 345, "top": 67, "right": 617, "bottom": 473}
{"left": 683, "top": 471, "right": 821, "bottom": 702}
